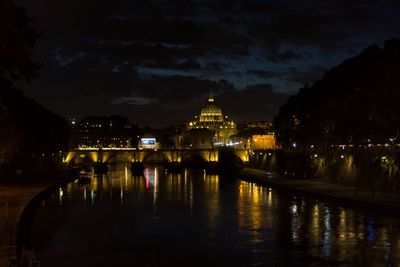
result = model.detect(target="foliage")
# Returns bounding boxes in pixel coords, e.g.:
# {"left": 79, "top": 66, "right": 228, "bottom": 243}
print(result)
{"left": 274, "top": 39, "right": 400, "bottom": 147}
{"left": 0, "top": 83, "right": 69, "bottom": 168}
{"left": 0, "top": 1, "right": 68, "bottom": 176}
{"left": 0, "top": 0, "right": 40, "bottom": 84}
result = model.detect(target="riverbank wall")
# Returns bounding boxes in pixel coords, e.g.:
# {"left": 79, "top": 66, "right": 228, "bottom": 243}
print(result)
{"left": 0, "top": 169, "right": 78, "bottom": 267}
{"left": 247, "top": 147, "right": 400, "bottom": 193}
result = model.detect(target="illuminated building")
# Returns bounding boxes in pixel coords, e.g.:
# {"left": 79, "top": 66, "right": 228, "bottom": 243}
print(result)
{"left": 251, "top": 134, "right": 279, "bottom": 150}
{"left": 187, "top": 95, "right": 237, "bottom": 147}
{"left": 183, "top": 128, "right": 215, "bottom": 149}
{"left": 70, "top": 116, "right": 135, "bottom": 149}
{"left": 233, "top": 122, "right": 279, "bottom": 150}
{"left": 139, "top": 137, "right": 159, "bottom": 149}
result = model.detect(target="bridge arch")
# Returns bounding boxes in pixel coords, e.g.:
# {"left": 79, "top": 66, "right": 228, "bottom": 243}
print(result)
{"left": 181, "top": 151, "right": 208, "bottom": 165}
{"left": 65, "top": 152, "right": 96, "bottom": 167}
{"left": 234, "top": 150, "right": 250, "bottom": 163}
{"left": 142, "top": 151, "right": 170, "bottom": 164}
{"left": 63, "top": 148, "right": 249, "bottom": 167}
{"left": 106, "top": 152, "right": 133, "bottom": 163}
{"left": 217, "top": 148, "right": 247, "bottom": 170}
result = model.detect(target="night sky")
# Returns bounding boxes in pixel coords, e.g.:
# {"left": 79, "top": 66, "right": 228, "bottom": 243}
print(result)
{"left": 15, "top": 0, "right": 400, "bottom": 127}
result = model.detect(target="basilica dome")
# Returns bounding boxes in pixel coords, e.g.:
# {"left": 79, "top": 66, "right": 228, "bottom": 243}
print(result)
{"left": 199, "top": 96, "right": 223, "bottom": 122}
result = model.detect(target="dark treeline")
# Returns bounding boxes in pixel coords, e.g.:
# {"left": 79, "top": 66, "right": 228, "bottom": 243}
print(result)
{"left": 275, "top": 39, "right": 400, "bottom": 147}
{"left": 0, "top": 82, "right": 69, "bottom": 176}
{"left": 272, "top": 39, "right": 400, "bottom": 192}
{"left": 0, "top": 0, "right": 69, "bottom": 180}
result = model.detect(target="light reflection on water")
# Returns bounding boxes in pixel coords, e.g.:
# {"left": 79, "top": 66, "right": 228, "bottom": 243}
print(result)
{"left": 30, "top": 164, "right": 400, "bottom": 267}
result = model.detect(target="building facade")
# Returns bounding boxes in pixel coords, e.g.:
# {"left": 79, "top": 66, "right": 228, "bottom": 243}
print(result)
{"left": 233, "top": 121, "right": 279, "bottom": 150}
{"left": 187, "top": 95, "right": 237, "bottom": 147}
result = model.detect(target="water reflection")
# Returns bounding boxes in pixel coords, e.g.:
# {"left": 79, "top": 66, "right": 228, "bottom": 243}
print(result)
{"left": 30, "top": 164, "right": 400, "bottom": 267}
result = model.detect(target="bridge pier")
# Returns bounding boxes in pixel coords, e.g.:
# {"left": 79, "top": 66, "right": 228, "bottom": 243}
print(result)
{"left": 94, "top": 162, "right": 108, "bottom": 174}
{"left": 166, "top": 162, "right": 183, "bottom": 173}
{"left": 131, "top": 162, "right": 145, "bottom": 176}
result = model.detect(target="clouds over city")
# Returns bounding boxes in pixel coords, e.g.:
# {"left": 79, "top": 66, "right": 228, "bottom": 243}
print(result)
{"left": 16, "top": 0, "right": 400, "bottom": 126}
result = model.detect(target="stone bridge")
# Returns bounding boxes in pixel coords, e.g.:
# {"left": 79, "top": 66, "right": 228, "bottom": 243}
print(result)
{"left": 63, "top": 148, "right": 250, "bottom": 166}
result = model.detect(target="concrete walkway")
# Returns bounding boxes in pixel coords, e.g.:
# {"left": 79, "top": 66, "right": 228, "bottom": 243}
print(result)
{"left": 239, "top": 168, "right": 400, "bottom": 212}
{"left": 0, "top": 181, "right": 56, "bottom": 267}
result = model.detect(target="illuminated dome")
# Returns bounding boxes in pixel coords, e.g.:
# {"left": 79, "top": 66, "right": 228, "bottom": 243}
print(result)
{"left": 199, "top": 96, "right": 223, "bottom": 122}
{"left": 187, "top": 94, "right": 237, "bottom": 146}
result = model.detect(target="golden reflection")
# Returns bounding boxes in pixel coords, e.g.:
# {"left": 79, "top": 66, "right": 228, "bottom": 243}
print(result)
{"left": 237, "top": 181, "right": 265, "bottom": 245}
{"left": 91, "top": 175, "right": 98, "bottom": 191}
{"left": 205, "top": 173, "right": 220, "bottom": 234}
{"left": 66, "top": 183, "right": 73, "bottom": 195}
{"left": 183, "top": 169, "right": 188, "bottom": 204}
{"left": 206, "top": 174, "right": 219, "bottom": 193}
{"left": 166, "top": 172, "right": 182, "bottom": 201}
{"left": 153, "top": 169, "right": 159, "bottom": 205}
{"left": 124, "top": 165, "right": 129, "bottom": 191}
{"left": 378, "top": 226, "right": 389, "bottom": 245}
{"left": 310, "top": 203, "right": 321, "bottom": 245}
{"left": 339, "top": 208, "right": 347, "bottom": 242}
{"left": 267, "top": 188, "right": 272, "bottom": 207}
{"left": 46, "top": 164, "right": 400, "bottom": 266}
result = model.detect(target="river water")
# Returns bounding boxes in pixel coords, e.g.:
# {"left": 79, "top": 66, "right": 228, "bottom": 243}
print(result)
{"left": 29, "top": 164, "right": 400, "bottom": 266}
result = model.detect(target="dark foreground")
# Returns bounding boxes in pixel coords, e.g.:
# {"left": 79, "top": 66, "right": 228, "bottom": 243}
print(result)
{"left": 28, "top": 164, "right": 400, "bottom": 266}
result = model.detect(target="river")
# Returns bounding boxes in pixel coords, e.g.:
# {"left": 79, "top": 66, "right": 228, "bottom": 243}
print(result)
{"left": 28, "top": 164, "right": 400, "bottom": 266}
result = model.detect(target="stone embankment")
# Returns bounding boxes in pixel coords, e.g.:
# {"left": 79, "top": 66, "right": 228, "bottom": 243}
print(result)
{"left": 0, "top": 170, "right": 78, "bottom": 267}
{"left": 0, "top": 182, "right": 54, "bottom": 267}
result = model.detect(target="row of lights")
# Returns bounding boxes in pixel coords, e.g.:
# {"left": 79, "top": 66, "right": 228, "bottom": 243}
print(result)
{"left": 295, "top": 143, "right": 399, "bottom": 149}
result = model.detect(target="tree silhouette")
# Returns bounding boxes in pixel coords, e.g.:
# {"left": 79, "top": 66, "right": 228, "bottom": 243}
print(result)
{"left": 274, "top": 39, "right": 400, "bottom": 148}
{"left": 0, "top": 1, "right": 68, "bottom": 178}
{"left": 0, "top": 0, "right": 40, "bottom": 85}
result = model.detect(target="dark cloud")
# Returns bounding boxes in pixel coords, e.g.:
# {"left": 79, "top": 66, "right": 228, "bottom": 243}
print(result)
{"left": 109, "top": 82, "right": 289, "bottom": 126}
{"left": 246, "top": 69, "right": 281, "bottom": 79}
{"left": 142, "top": 59, "right": 202, "bottom": 71}
{"left": 14, "top": 0, "right": 400, "bottom": 126}
{"left": 251, "top": 13, "right": 351, "bottom": 56}
{"left": 205, "top": 62, "right": 231, "bottom": 71}
{"left": 267, "top": 49, "right": 303, "bottom": 62}
{"left": 218, "top": 84, "right": 290, "bottom": 122}
{"left": 125, "top": 75, "right": 233, "bottom": 105}
{"left": 239, "top": 0, "right": 287, "bottom": 14}
{"left": 285, "top": 65, "right": 328, "bottom": 85}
